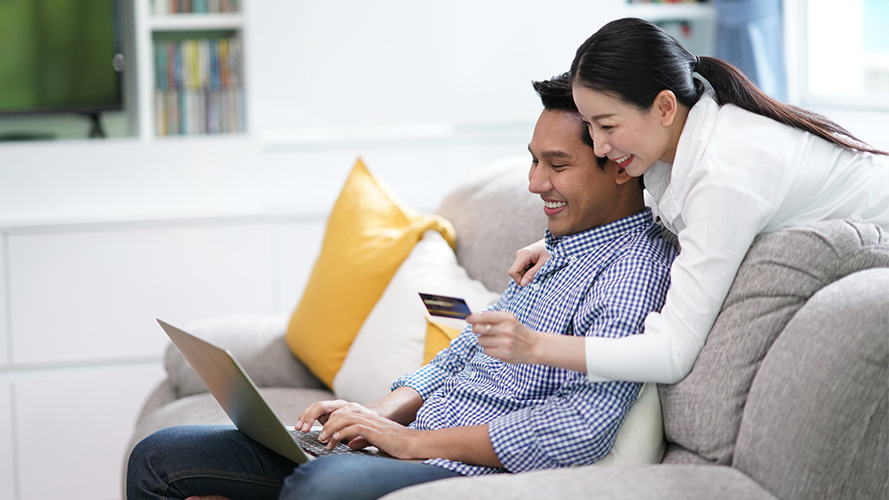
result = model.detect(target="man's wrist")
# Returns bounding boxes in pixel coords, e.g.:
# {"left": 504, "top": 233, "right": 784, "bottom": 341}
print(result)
{"left": 368, "top": 386, "right": 423, "bottom": 424}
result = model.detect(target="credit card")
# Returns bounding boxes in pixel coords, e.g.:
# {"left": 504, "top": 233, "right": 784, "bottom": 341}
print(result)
{"left": 418, "top": 293, "right": 472, "bottom": 319}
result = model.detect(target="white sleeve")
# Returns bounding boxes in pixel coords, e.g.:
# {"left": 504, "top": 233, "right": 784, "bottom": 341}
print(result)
{"left": 583, "top": 164, "right": 779, "bottom": 384}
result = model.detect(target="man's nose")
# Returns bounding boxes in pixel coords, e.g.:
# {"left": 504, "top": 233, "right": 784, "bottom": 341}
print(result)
{"left": 528, "top": 166, "right": 551, "bottom": 194}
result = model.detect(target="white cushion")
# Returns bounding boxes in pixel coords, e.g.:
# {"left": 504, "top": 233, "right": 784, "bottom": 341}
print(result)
{"left": 333, "top": 230, "right": 500, "bottom": 403}
{"left": 597, "top": 383, "right": 665, "bottom": 465}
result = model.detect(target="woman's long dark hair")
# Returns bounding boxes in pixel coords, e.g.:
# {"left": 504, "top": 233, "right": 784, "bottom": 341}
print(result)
{"left": 570, "top": 17, "right": 887, "bottom": 156}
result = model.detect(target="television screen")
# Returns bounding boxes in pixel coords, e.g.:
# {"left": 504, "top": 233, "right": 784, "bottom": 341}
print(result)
{"left": 0, "top": 0, "right": 122, "bottom": 116}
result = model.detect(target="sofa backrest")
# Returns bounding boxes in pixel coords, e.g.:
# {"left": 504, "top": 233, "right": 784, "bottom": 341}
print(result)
{"left": 734, "top": 267, "right": 888, "bottom": 500}
{"left": 659, "top": 220, "right": 888, "bottom": 498}
{"left": 436, "top": 157, "right": 546, "bottom": 294}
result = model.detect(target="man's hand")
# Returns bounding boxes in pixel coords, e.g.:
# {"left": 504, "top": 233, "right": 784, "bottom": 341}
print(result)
{"left": 318, "top": 411, "right": 419, "bottom": 458}
{"left": 320, "top": 412, "right": 504, "bottom": 468}
{"left": 296, "top": 388, "right": 425, "bottom": 450}
{"left": 508, "top": 239, "right": 550, "bottom": 286}
{"left": 296, "top": 399, "right": 375, "bottom": 432}
{"left": 468, "top": 311, "right": 542, "bottom": 365}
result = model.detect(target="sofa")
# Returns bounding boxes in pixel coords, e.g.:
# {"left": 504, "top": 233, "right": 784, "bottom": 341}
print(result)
{"left": 124, "top": 158, "right": 888, "bottom": 499}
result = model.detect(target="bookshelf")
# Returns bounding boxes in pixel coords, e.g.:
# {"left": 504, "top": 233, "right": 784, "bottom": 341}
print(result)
{"left": 626, "top": 0, "right": 716, "bottom": 56}
{"left": 133, "top": 1, "right": 246, "bottom": 139}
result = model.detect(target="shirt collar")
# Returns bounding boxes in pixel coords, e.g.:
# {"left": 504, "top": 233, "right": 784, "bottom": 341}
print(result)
{"left": 674, "top": 89, "right": 719, "bottom": 174}
{"left": 643, "top": 161, "right": 672, "bottom": 203}
{"left": 544, "top": 208, "right": 654, "bottom": 260}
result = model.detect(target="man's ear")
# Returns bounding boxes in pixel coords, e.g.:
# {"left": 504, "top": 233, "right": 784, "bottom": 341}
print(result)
{"left": 614, "top": 166, "right": 636, "bottom": 185}
{"left": 653, "top": 90, "right": 678, "bottom": 127}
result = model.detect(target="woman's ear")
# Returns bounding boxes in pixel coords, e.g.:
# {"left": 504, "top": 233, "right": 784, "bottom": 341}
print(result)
{"left": 654, "top": 90, "right": 678, "bottom": 127}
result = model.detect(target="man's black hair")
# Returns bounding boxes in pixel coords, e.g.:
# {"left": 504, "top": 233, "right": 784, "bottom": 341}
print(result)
{"left": 532, "top": 72, "right": 605, "bottom": 167}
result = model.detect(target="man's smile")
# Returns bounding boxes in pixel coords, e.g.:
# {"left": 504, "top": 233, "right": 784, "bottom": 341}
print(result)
{"left": 543, "top": 199, "right": 567, "bottom": 216}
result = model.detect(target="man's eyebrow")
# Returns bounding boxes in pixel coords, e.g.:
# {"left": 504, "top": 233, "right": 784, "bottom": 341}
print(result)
{"left": 528, "top": 145, "right": 573, "bottom": 160}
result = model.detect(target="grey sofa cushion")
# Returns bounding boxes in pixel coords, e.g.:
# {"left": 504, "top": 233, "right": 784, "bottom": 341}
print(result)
{"left": 381, "top": 464, "right": 776, "bottom": 500}
{"left": 435, "top": 157, "right": 546, "bottom": 294}
{"left": 130, "top": 387, "right": 335, "bottom": 444}
{"left": 659, "top": 220, "right": 888, "bottom": 465}
{"left": 734, "top": 268, "right": 889, "bottom": 500}
{"left": 163, "top": 315, "right": 326, "bottom": 399}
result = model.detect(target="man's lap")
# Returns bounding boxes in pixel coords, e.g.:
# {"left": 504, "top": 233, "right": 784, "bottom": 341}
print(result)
{"left": 127, "top": 425, "right": 463, "bottom": 500}
{"left": 282, "top": 454, "right": 462, "bottom": 500}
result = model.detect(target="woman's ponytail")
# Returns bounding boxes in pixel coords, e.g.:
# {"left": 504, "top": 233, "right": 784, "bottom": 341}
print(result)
{"left": 572, "top": 18, "right": 887, "bottom": 156}
{"left": 696, "top": 56, "right": 886, "bottom": 155}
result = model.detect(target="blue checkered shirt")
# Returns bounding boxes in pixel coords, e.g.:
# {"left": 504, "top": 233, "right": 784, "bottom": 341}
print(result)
{"left": 391, "top": 208, "right": 677, "bottom": 476}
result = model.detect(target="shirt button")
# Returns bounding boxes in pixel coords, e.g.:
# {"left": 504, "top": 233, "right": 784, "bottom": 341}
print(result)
{"left": 569, "top": 255, "right": 577, "bottom": 262}
{"left": 531, "top": 283, "right": 541, "bottom": 291}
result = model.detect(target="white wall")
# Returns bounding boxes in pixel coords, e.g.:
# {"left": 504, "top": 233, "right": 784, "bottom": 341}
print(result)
{"left": 246, "top": 0, "right": 618, "bottom": 132}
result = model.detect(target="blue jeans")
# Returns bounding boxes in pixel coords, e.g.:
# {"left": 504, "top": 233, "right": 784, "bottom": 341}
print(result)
{"left": 126, "top": 425, "right": 463, "bottom": 500}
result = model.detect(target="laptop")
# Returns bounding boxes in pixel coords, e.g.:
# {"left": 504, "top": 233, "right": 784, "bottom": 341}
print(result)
{"left": 157, "top": 318, "right": 378, "bottom": 464}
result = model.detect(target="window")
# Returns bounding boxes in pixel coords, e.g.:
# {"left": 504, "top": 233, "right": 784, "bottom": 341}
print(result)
{"left": 792, "top": 0, "right": 889, "bottom": 110}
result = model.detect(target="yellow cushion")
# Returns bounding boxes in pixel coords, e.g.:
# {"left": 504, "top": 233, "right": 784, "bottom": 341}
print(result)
{"left": 423, "top": 317, "right": 463, "bottom": 364}
{"left": 286, "top": 158, "right": 455, "bottom": 387}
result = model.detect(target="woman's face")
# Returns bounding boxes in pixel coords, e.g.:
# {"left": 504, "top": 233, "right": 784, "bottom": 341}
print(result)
{"left": 572, "top": 84, "right": 676, "bottom": 177}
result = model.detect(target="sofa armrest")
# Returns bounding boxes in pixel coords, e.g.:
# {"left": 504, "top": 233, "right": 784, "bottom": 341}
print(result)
{"left": 164, "top": 314, "right": 326, "bottom": 399}
{"left": 381, "top": 464, "right": 776, "bottom": 500}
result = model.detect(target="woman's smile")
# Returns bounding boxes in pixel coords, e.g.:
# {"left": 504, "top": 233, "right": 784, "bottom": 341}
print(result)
{"left": 612, "top": 154, "right": 634, "bottom": 168}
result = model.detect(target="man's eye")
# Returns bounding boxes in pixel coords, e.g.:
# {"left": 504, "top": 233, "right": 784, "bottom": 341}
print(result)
{"left": 552, "top": 164, "right": 567, "bottom": 170}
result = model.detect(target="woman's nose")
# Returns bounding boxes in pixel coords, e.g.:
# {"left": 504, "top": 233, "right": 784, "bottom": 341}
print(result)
{"left": 590, "top": 128, "right": 611, "bottom": 158}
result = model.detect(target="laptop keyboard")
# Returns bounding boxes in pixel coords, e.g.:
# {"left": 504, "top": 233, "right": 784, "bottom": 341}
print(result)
{"left": 290, "top": 428, "right": 373, "bottom": 457}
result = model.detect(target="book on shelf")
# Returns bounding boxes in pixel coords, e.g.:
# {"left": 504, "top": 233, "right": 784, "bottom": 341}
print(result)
{"left": 154, "top": 36, "right": 244, "bottom": 136}
{"left": 151, "top": 0, "right": 241, "bottom": 15}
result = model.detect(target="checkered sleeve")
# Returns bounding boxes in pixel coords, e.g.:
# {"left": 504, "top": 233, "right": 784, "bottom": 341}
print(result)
{"left": 583, "top": 249, "right": 673, "bottom": 340}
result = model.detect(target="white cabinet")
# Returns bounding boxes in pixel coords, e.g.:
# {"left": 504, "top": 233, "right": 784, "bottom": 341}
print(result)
{"left": 0, "top": 382, "right": 14, "bottom": 500}
{"left": 0, "top": 235, "right": 8, "bottom": 367}
{"left": 1, "top": 214, "right": 326, "bottom": 500}
{"left": 272, "top": 219, "right": 326, "bottom": 312}
{"left": 8, "top": 222, "right": 277, "bottom": 366}
{"left": 15, "top": 364, "right": 164, "bottom": 500}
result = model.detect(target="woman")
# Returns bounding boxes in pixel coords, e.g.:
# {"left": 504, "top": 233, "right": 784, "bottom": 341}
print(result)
{"left": 468, "top": 17, "right": 889, "bottom": 384}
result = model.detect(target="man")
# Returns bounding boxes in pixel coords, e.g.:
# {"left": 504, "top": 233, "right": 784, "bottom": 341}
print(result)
{"left": 127, "top": 73, "right": 677, "bottom": 500}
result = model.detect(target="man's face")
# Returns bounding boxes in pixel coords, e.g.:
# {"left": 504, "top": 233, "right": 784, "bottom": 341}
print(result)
{"left": 528, "top": 109, "right": 625, "bottom": 237}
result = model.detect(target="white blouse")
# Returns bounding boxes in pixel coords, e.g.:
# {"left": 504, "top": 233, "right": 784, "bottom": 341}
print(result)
{"left": 584, "top": 91, "right": 889, "bottom": 384}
